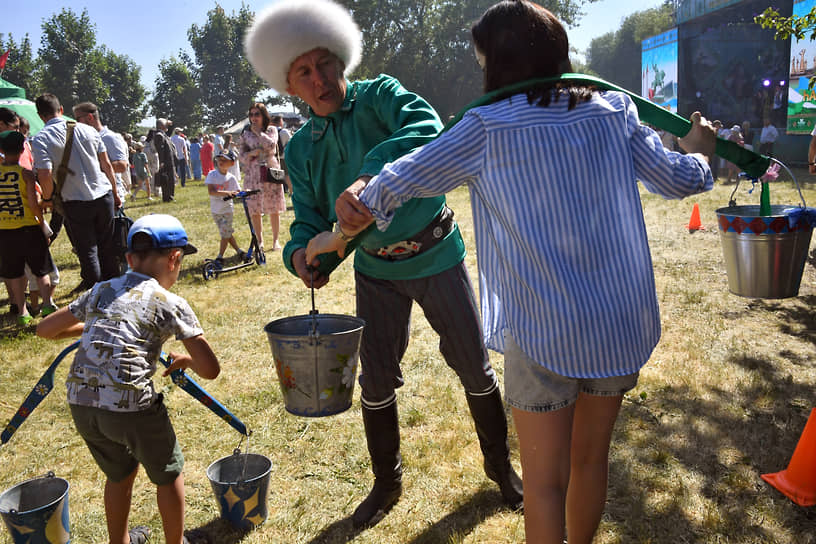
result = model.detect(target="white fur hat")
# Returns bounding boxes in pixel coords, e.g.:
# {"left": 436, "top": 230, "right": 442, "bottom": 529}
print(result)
{"left": 245, "top": 0, "right": 362, "bottom": 93}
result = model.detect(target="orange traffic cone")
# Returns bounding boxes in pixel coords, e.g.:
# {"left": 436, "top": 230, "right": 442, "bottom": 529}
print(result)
{"left": 761, "top": 408, "right": 816, "bottom": 506}
{"left": 687, "top": 203, "right": 704, "bottom": 232}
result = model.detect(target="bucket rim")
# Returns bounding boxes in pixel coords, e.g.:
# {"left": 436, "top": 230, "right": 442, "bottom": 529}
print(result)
{"left": 0, "top": 474, "right": 70, "bottom": 515}
{"left": 206, "top": 452, "right": 272, "bottom": 486}
{"left": 264, "top": 313, "right": 365, "bottom": 333}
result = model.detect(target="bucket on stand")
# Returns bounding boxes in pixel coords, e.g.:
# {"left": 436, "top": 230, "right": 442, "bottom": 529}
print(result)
{"left": 264, "top": 313, "right": 365, "bottom": 417}
{"left": 716, "top": 204, "right": 813, "bottom": 299}
{"left": 0, "top": 472, "right": 70, "bottom": 543}
{"left": 206, "top": 451, "right": 272, "bottom": 530}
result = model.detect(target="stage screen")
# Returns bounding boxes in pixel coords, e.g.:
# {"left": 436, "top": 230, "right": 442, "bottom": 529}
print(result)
{"left": 677, "top": 0, "right": 791, "bottom": 131}
{"left": 642, "top": 28, "right": 678, "bottom": 113}
{"left": 787, "top": 0, "right": 816, "bottom": 134}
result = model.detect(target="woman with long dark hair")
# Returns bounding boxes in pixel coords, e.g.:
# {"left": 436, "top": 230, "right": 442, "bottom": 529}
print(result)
{"left": 314, "top": 1, "right": 718, "bottom": 541}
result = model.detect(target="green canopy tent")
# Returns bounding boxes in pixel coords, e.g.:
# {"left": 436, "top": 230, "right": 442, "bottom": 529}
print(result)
{"left": 0, "top": 78, "right": 75, "bottom": 136}
{"left": 0, "top": 77, "right": 44, "bottom": 135}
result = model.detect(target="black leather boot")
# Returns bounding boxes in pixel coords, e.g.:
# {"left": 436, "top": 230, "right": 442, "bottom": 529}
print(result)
{"left": 352, "top": 400, "right": 403, "bottom": 528}
{"left": 466, "top": 387, "right": 524, "bottom": 510}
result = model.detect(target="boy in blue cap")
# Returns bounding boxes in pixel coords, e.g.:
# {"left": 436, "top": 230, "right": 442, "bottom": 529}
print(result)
{"left": 38, "top": 214, "right": 220, "bottom": 544}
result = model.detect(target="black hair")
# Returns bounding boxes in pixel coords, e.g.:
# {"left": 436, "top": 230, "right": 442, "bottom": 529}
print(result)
{"left": 128, "top": 232, "right": 178, "bottom": 258}
{"left": 471, "top": 0, "right": 595, "bottom": 110}
{"left": 0, "top": 107, "right": 18, "bottom": 126}
{"left": 0, "top": 131, "right": 25, "bottom": 154}
{"left": 35, "top": 93, "right": 61, "bottom": 117}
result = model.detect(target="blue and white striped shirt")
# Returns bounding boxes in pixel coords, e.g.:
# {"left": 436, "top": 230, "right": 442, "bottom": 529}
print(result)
{"left": 360, "top": 91, "right": 713, "bottom": 378}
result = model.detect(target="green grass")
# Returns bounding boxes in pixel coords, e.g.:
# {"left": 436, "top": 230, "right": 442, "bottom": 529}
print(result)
{"left": 2, "top": 170, "right": 816, "bottom": 543}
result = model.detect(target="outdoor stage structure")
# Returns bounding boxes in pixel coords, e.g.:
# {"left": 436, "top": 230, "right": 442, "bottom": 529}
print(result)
{"left": 642, "top": 0, "right": 816, "bottom": 163}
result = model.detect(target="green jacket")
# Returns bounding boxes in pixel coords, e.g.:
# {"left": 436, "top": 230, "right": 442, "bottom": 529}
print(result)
{"left": 283, "top": 74, "right": 466, "bottom": 280}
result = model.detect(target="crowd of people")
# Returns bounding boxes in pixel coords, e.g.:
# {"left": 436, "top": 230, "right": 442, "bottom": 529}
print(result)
{"left": 0, "top": 97, "right": 300, "bottom": 326}
{"left": 3, "top": 0, "right": 724, "bottom": 543}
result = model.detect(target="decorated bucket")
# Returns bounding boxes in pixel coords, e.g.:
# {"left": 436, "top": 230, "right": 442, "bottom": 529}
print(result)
{"left": 716, "top": 204, "right": 813, "bottom": 299}
{"left": 206, "top": 451, "right": 272, "bottom": 530}
{"left": 264, "top": 313, "right": 365, "bottom": 417}
{"left": 0, "top": 472, "right": 70, "bottom": 543}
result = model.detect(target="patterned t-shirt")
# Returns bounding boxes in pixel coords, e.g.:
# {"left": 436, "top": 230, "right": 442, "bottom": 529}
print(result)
{"left": 67, "top": 271, "right": 204, "bottom": 411}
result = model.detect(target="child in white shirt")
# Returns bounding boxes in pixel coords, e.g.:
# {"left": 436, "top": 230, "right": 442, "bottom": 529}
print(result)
{"left": 205, "top": 151, "right": 245, "bottom": 264}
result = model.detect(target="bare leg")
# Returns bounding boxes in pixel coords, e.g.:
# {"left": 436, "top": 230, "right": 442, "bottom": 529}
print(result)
{"left": 269, "top": 212, "right": 281, "bottom": 250}
{"left": 251, "top": 212, "right": 264, "bottom": 249}
{"left": 218, "top": 238, "right": 229, "bottom": 258}
{"left": 227, "top": 236, "right": 241, "bottom": 252}
{"left": 34, "top": 275, "right": 52, "bottom": 312}
{"left": 104, "top": 467, "right": 138, "bottom": 544}
{"left": 565, "top": 393, "right": 622, "bottom": 544}
{"left": 157, "top": 473, "right": 186, "bottom": 544}
{"left": 7, "top": 276, "right": 28, "bottom": 317}
{"left": 513, "top": 405, "right": 574, "bottom": 544}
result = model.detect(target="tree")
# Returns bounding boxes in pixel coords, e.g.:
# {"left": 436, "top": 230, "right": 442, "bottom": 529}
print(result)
{"left": 99, "top": 48, "right": 148, "bottom": 132}
{"left": 586, "top": 2, "right": 675, "bottom": 92}
{"left": 34, "top": 7, "right": 147, "bottom": 130}
{"left": 188, "top": 4, "right": 266, "bottom": 128}
{"left": 756, "top": 7, "right": 816, "bottom": 88}
{"left": 339, "top": 0, "right": 601, "bottom": 119}
{"left": 0, "top": 33, "right": 37, "bottom": 96}
{"left": 151, "top": 55, "right": 203, "bottom": 135}
{"left": 36, "top": 8, "right": 105, "bottom": 109}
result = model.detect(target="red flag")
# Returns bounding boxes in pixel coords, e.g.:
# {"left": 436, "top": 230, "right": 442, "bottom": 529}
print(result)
{"left": 0, "top": 49, "right": 9, "bottom": 70}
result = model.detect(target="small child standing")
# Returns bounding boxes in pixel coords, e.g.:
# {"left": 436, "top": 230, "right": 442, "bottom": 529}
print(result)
{"left": 205, "top": 150, "right": 245, "bottom": 265}
{"left": 0, "top": 130, "right": 55, "bottom": 325}
{"left": 131, "top": 142, "right": 152, "bottom": 200}
{"left": 37, "top": 214, "right": 220, "bottom": 544}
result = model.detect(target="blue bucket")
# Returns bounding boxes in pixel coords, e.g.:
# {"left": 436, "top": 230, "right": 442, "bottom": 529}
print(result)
{"left": 206, "top": 452, "right": 272, "bottom": 530}
{"left": 0, "top": 472, "right": 70, "bottom": 543}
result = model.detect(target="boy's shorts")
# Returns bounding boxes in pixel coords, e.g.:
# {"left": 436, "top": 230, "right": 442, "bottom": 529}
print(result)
{"left": 212, "top": 212, "right": 234, "bottom": 239}
{"left": 0, "top": 225, "right": 54, "bottom": 278}
{"left": 504, "top": 334, "right": 639, "bottom": 413}
{"left": 69, "top": 396, "right": 184, "bottom": 486}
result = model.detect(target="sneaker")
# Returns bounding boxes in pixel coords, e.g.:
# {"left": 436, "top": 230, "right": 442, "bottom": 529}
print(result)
{"left": 257, "top": 249, "right": 266, "bottom": 265}
{"left": 41, "top": 304, "right": 58, "bottom": 317}
{"left": 214, "top": 256, "right": 224, "bottom": 269}
{"left": 17, "top": 314, "right": 33, "bottom": 326}
{"left": 236, "top": 249, "right": 246, "bottom": 261}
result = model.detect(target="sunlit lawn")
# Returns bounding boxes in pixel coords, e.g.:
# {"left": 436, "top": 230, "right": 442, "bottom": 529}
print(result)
{"left": 1, "top": 169, "right": 815, "bottom": 543}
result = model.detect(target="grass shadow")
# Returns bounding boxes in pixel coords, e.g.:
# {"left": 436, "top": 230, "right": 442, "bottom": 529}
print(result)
{"left": 404, "top": 490, "right": 507, "bottom": 544}
{"left": 608, "top": 333, "right": 816, "bottom": 541}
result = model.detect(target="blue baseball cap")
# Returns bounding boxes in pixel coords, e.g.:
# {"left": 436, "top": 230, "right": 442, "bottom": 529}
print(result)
{"left": 127, "top": 214, "right": 197, "bottom": 255}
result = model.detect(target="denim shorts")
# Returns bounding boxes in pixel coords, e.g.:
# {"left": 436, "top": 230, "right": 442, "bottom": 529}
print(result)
{"left": 70, "top": 397, "right": 184, "bottom": 485}
{"left": 504, "top": 335, "right": 639, "bottom": 413}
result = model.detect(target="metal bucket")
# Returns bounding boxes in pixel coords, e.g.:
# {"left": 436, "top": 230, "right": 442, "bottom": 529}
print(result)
{"left": 716, "top": 204, "right": 813, "bottom": 298}
{"left": 0, "top": 472, "right": 70, "bottom": 543}
{"left": 206, "top": 452, "right": 272, "bottom": 530}
{"left": 264, "top": 313, "right": 365, "bottom": 417}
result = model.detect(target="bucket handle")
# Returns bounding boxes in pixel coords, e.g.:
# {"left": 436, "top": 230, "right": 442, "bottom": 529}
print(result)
{"left": 308, "top": 267, "right": 319, "bottom": 339}
{"left": 728, "top": 158, "right": 807, "bottom": 209}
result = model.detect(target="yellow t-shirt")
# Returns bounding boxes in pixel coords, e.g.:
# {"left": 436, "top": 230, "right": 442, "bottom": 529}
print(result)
{"left": 0, "top": 163, "right": 39, "bottom": 229}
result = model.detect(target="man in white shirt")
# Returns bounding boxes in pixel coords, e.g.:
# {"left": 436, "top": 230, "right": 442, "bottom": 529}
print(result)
{"left": 32, "top": 93, "right": 121, "bottom": 290}
{"left": 73, "top": 102, "right": 130, "bottom": 203}
{"left": 759, "top": 119, "right": 779, "bottom": 157}
{"left": 170, "top": 128, "right": 189, "bottom": 187}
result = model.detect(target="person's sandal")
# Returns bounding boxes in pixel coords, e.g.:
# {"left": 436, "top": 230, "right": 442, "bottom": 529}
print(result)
{"left": 128, "top": 525, "right": 151, "bottom": 543}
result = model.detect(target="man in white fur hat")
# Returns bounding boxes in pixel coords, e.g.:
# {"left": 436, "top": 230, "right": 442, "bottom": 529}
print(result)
{"left": 245, "top": 0, "right": 523, "bottom": 529}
